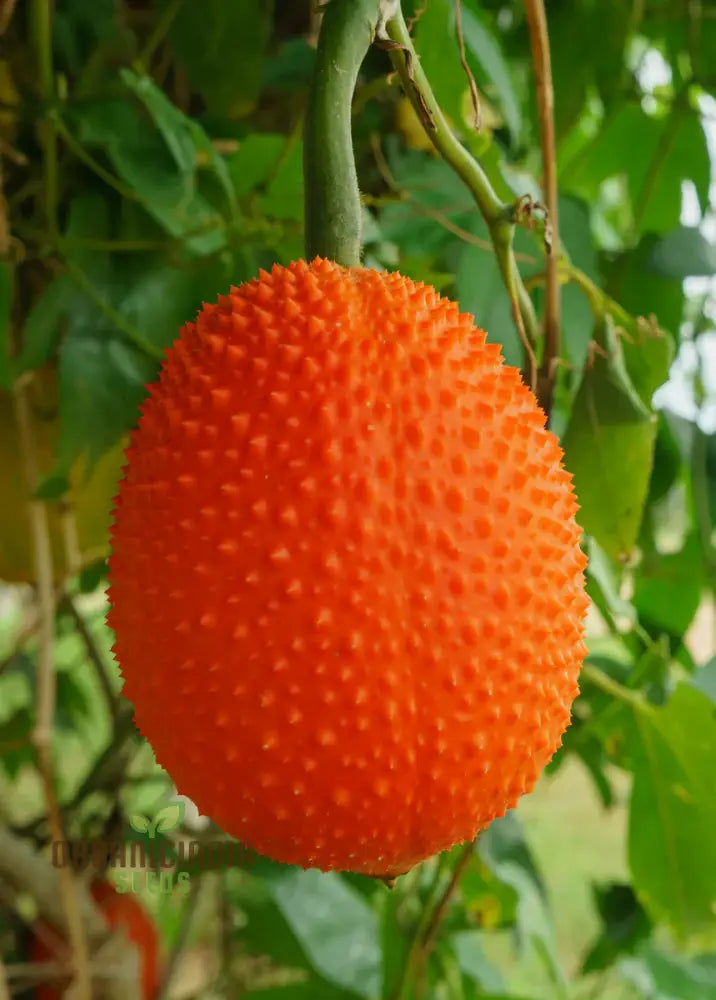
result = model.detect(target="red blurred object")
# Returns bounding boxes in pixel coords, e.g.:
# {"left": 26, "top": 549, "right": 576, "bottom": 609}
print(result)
{"left": 29, "top": 878, "right": 160, "bottom": 999}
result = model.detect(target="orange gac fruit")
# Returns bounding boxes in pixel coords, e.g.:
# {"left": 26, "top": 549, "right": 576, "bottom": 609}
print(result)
{"left": 29, "top": 879, "right": 160, "bottom": 999}
{"left": 108, "top": 259, "right": 588, "bottom": 877}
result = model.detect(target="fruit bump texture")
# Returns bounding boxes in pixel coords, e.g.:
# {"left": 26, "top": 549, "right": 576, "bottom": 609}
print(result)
{"left": 108, "top": 258, "right": 588, "bottom": 876}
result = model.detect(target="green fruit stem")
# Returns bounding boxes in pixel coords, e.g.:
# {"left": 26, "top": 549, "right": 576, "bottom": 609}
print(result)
{"left": 304, "top": 0, "right": 383, "bottom": 268}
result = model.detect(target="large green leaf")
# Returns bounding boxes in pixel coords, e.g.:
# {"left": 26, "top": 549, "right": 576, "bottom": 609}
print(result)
{"left": 562, "top": 106, "right": 710, "bottom": 234}
{"left": 53, "top": 195, "right": 234, "bottom": 467}
{"left": 457, "top": 242, "right": 521, "bottom": 368}
{"left": 628, "top": 685, "right": 716, "bottom": 938}
{"left": 228, "top": 134, "right": 287, "bottom": 197}
{"left": 164, "top": 0, "right": 273, "bottom": 117}
{"left": 560, "top": 195, "right": 599, "bottom": 369}
{"left": 53, "top": 0, "right": 119, "bottom": 73}
{"left": 633, "top": 534, "right": 704, "bottom": 642}
{"left": 692, "top": 658, "right": 716, "bottom": 704}
{"left": 620, "top": 945, "right": 716, "bottom": 1000}
{"left": 72, "top": 72, "right": 235, "bottom": 255}
{"left": 561, "top": 315, "right": 658, "bottom": 560}
{"left": 0, "top": 707, "right": 34, "bottom": 779}
{"left": 260, "top": 868, "right": 382, "bottom": 999}
{"left": 479, "top": 815, "right": 565, "bottom": 993}
{"left": 650, "top": 226, "right": 716, "bottom": 279}
{"left": 414, "top": 0, "right": 470, "bottom": 129}
{"left": 581, "top": 883, "right": 651, "bottom": 973}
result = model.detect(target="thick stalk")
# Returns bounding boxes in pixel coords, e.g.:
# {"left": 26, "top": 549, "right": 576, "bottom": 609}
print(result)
{"left": 525, "top": 0, "right": 561, "bottom": 417}
{"left": 304, "top": 0, "right": 383, "bottom": 266}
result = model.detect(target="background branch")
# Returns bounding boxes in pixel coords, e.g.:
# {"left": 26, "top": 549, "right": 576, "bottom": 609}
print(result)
{"left": 524, "top": 0, "right": 561, "bottom": 417}
{"left": 12, "top": 377, "right": 92, "bottom": 1000}
{"left": 0, "top": 826, "right": 141, "bottom": 1000}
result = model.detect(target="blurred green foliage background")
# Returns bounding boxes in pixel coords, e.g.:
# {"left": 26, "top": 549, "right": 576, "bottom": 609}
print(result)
{"left": 0, "top": 1, "right": 715, "bottom": 998}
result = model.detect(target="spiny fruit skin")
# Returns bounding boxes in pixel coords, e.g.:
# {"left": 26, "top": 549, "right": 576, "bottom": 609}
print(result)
{"left": 108, "top": 258, "right": 588, "bottom": 876}
{"left": 29, "top": 879, "right": 160, "bottom": 999}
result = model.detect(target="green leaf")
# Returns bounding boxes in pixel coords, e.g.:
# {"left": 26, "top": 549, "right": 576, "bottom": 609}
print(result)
{"left": 261, "top": 868, "right": 382, "bottom": 999}
{"left": 562, "top": 107, "right": 710, "bottom": 234}
{"left": 560, "top": 195, "right": 599, "bottom": 369}
{"left": 164, "top": 0, "right": 273, "bottom": 117}
{"left": 620, "top": 945, "right": 716, "bottom": 1000}
{"left": 633, "top": 534, "right": 704, "bottom": 641}
{"left": 0, "top": 707, "right": 34, "bottom": 779}
{"left": 73, "top": 86, "right": 228, "bottom": 255}
{"left": 605, "top": 238, "right": 683, "bottom": 386}
{"left": 55, "top": 671, "right": 92, "bottom": 731}
{"left": 53, "top": 194, "right": 235, "bottom": 467}
{"left": 548, "top": 7, "right": 589, "bottom": 140}
{"left": 240, "top": 985, "right": 358, "bottom": 1000}
{"left": 58, "top": 333, "right": 155, "bottom": 469}
{"left": 450, "top": 930, "right": 506, "bottom": 992}
{"left": 121, "top": 68, "right": 236, "bottom": 211}
{"left": 692, "top": 657, "right": 716, "bottom": 704}
{"left": 561, "top": 315, "right": 658, "bottom": 560}
{"left": 260, "top": 138, "right": 304, "bottom": 223}
{"left": 33, "top": 473, "right": 71, "bottom": 500}
{"left": 14, "top": 276, "right": 69, "bottom": 377}
{"left": 628, "top": 685, "right": 716, "bottom": 938}
{"left": 228, "top": 134, "right": 286, "bottom": 197}
{"left": 581, "top": 883, "right": 651, "bottom": 973}
{"left": 459, "top": 852, "right": 519, "bottom": 930}
{"left": 262, "top": 39, "right": 316, "bottom": 90}
{"left": 122, "top": 68, "right": 198, "bottom": 169}
{"left": 650, "top": 226, "right": 716, "bottom": 278}
{"left": 457, "top": 242, "right": 520, "bottom": 368}
{"left": 585, "top": 537, "right": 637, "bottom": 628}
{"left": 646, "top": 413, "right": 683, "bottom": 506}
{"left": 479, "top": 815, "right": 565, "bottom": 993}
{"left": 0, "top": 261, "right": 12, "bottom": 388}
{"left": 53, "top": 0, "right": 119, "bottom": 73}
{"left": 414, "top": 0, "right": 469, "bottom": 128}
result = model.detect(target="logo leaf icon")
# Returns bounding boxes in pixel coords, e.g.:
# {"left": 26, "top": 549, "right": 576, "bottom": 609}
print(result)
{"left": 129, "top": 813, "right": 150, "bottom": 835}
{"left": 154, "top": 801, "right": 186, "bottom": 835}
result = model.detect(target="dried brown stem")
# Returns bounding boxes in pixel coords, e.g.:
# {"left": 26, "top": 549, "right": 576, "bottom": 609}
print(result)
{"left": 524, "top": 0, "right": 560, "bottom": 417}
{"left": 0, "top": 955, "right": 10, "bottom": 1000}
{"left": 0, "top": 0, "right": 17, "bottom": 35}
{"left": 154, "top": 876, "right": 203, "bottom": 1000}
{"left": 11, "top": 380, "right": 93, "bottom": 1000}
{"left": 455, "top": 0, "right": 481, "bottom": 130}
{"left": 62, "top": 593, "right": 120, "bottom": 728}
{"left": 0, "top": 827, "right": 141, "bottom": 1000}
{"left": 392, "top": 841, "right": 477, "bottom": 999}
{"left": 421, "top": 841, "right": 474, "bottom": 954}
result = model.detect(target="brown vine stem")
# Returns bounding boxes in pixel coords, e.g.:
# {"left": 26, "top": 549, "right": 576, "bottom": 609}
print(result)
{"left": 524, "top": 0, "right": 560, "bottom": 418}
{"left": 393, "top": 841, "right": 476, "bottom": 1000}
{"left": 0, "top": 955, "right": 10, "bottom": 1000}
{"left": 0, "top": 0, "right": 18, "bottom": 35}
{"left": 154, "top": 876, "right": 203, "bottom": 1000}
{"left": 455, "top": 0, "right": 481, "bottom": 130}
{"left": 0, "top": 827, "right": 139, "bottom": 1000}
{"left": 420, "top": 840, "right": 474, "bottom": 954}
{"left": 384, "top": 6, "right": 539, "bottom": 387}
{"left": 12, "top": 377, "right": 92, "bottom": 1000}
{"left": 62, "top": 594, "right": 121, "bottom": 729}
